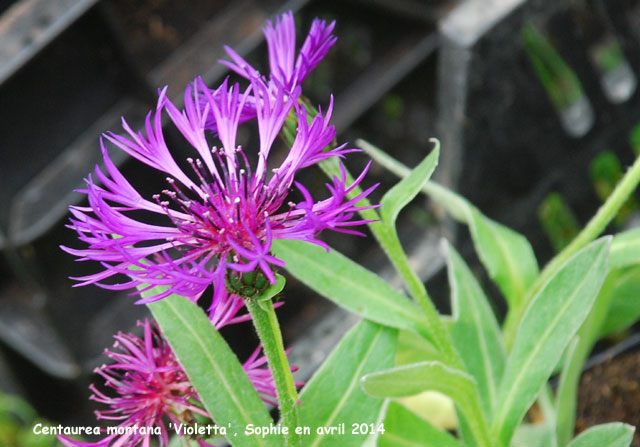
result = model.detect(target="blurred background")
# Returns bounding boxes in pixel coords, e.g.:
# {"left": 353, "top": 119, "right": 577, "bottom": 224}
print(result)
{"left": 1, "top": 0, "right": 640, "bottom": 444}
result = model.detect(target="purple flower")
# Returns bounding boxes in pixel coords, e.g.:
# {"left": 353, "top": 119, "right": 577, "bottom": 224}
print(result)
{"left": 221, "top": 10, "right": 336, "bottom": 92}
{"left": 58, "top": 319, "right": 212, "bottom": 447}
{"left": 58, "top": 319, "right": 284, "bottom": 447}
{"left": 64, "top": 73, "right": 376, "bottom": 303}
{"left": 206, "top": 11, "right": 335, "bottom": 133}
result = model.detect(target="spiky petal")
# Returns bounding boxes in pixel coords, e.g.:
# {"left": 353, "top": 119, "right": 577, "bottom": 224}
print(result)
{"left": 221, "top": 10, "right": 336, "bottom": 91}
{"left": 63, "top": 75, "right": 375, "bottom": 303}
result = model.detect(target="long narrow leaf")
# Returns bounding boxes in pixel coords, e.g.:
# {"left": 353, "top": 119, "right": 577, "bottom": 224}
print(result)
{"left": 491, "top": 238, "right": 610, "bottom": 446}
{"left": 610, "top": 228, "right": 640, "bottom": 269}
{"left": 568, "top": 423, "right": 635, "bottom": 447}
{"left": 361, "top": 360, "right": 490, "bottom": 446}
{"left": 556, "top": 268, "right": 624, "bottom": 446}
{"left": 396, "top": 329, "right": 444, "bottom": 366}
{"left": 512, "top": 423, "right": 558, "bottom": 447}
{"left": 379, "top": 142, "right": 439, "bottom": 226}
{"left": 147, "top": 294, "right": 279, "bottom": 447}
{"left": 298, "top": 319, "right": 396, "bottom": 447}
{"left": 371, "top": 144, "right": 440, "bottom": 302}
{"left": 600, "top": 265, "right": 640, "bottom": 336}
{"left": 361, "top": 360, "right": 475, "bottom": 404}
{"left": 468, "top": 207, "right": 539, "bottom": 309}
{"left": 446, "top": 242, "right": 505, "bottom": 417}
{"left": 272, "top": 239, "right": 431, "bottom": 339}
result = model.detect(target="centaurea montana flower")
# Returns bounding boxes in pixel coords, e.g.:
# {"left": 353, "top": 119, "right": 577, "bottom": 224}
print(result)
{"left": 63, "top": 73, "right": 376, "bottom": 305}
{"left": 207, "top": 11, "right": 336, "bottom": 132}
{"left": 58, "top": 319, "right": 284, "bottom": 447}
{"left": 222, "top": 10, "right": 335, "bottom": 91}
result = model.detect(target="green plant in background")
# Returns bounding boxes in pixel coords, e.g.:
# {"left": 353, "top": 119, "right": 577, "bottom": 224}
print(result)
{"left": 629, "top": 122, "right": 640, "bottom": 156}
{"left": 0, "top": 393, "right": 56, "bottom": 447}
{"left": 538, "top": 192, "right": 580, "bottom": 252}
{"left": 522, "top": 23, "right": 584, "bottom": 110}
{"left": 590, "top": 151, "right": 638, "bottom": 225}
{"left": 591, "top": 36, "right": 625, "bottom": 74}
{"left": 588, "top": 33, "right": 637, "bottom": 104}
{"left": 383, "top": 94, "right": 404, "bottom": 122}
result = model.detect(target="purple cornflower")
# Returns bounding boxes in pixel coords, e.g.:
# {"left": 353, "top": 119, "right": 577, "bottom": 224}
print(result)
{"left": 207, "top": 11, "right": 335, "bottom": 133}
{"left": 222, "top": 10, "right": 336, "bottom": 92}
{"left": 58, "top": 319, "right": 283, "bottom": 447}
{"left": 64, "top": 72, "right": 376, "bottom": 303}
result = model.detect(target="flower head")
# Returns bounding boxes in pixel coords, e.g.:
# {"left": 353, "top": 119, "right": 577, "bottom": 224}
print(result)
{"left": 58, "top": 319, "right": 283, "bottom": 447}
{"left": 207, "top": 11, "right": 336, "bottom": 133}
{"left": 64, "top": 73, "right": 375, "bottom": 304}
{"left": 221, "top": 10, "right": 336, "bottom": 91}
{"left": 58, "top": 319, "right": 213, "bottom": 447}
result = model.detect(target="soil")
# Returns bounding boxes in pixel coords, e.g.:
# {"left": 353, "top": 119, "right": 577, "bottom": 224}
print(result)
{"left": 576, "top": 350, "right": 640, "bottom": 446}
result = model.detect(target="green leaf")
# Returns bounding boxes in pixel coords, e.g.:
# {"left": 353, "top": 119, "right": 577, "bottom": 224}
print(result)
{"left": 17, "top": 420, "right": 59, "bottom": 447}
{"left": 361, "top": 401, "right": 389, "bottom": 447}
{"left": 361, "top": 360, "right": 474, "bottom": 401}
{"left": 554, "top": 336, "right": 581, "bottom": 447}
{"left": 610, "top": 228, "right": 640, "bottom": 269}
{"left": 379, "top": 142, "right": 439, "bottom": 226}
{"left": 555, "top": 265, "right": 635, "bottom": 447}
{"left": 298, "top": 319, "right": 396, "bottom": 447}
{"left": 360, "top": 360, "right": 486, "bottom": 442}
{"left": 446, "top": 241, "right": 506, "bottom": 416}
{"left": 396, "top": 329, "right": 444, "bottom": 366}
{"left": 491, "top": 238, "right": 611, "bottom": 446}
{"left": 147, "top": 294, "right": 279, "bottom": 447}
{"left": 0, "top": 393, "right": 37, "bottom": 423}
{"left": 568, "top": 423, "right": 635, "bottom": 447}
{"left": 600, "top": 265, "right": 640, "bottom": 336}
{"left": 468, "top": 207, "right": 540, "bottom": 308}
{"left": 272, "top": 239, "right": 431, "bottom": 339}
{"left": 370, "top": 143, "right": 440, "bottom": 303}
{"left": 511, "top": 423, "right": 557, "bottom": 447}
{"left": 378, "top": 401, "right": 462, "bottom": 447}
{"left": 358, "top": 138, "right": 539, "bottom": 310}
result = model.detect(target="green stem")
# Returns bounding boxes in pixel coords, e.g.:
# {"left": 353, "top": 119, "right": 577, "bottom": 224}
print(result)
{"left": 320, "top": 157, "right": 493, "bottom": 446}
{"left": 380, "top": 222, "right": 464, "bottom": 367}
{"left": 504, "top": 153, "right": 640, "bottom": 348}
{"left": 245, "top": 297, "right": 300, "bottom": 447}
{"left": 321, "top": 155, "right": 463, "bottom": 370}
